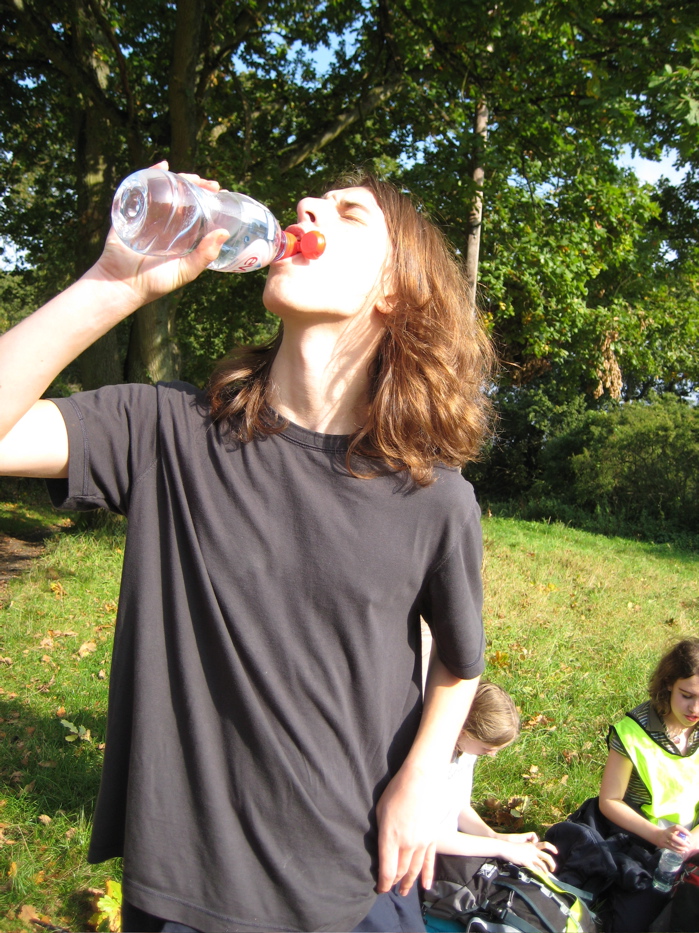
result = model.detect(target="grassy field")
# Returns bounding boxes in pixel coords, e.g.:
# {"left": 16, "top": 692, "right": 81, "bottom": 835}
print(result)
{"left": 0, "top": 488, "right": 697, "bottom": 931}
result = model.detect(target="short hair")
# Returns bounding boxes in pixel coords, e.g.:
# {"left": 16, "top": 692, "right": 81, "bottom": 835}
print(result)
{"left": 207, "top": 172, "right": 495, "bottom": 486}
{"left": 648, "top": 638, "right": 699, "bottom": 716}
{"left": 461, "top": 681, "right": 520, "bottom": 748}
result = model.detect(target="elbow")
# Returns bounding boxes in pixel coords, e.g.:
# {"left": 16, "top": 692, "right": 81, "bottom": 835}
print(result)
{"left": 598, "top": 795, "right": 617, "bottom": 821}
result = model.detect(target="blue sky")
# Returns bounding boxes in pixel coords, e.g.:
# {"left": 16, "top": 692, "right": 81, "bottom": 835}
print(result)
{"left": 619, "top": 146, "right": 687, "bottom": 185}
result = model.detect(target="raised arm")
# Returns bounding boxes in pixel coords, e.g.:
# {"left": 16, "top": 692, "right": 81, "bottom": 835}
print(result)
{"left": 0, "top": 167, "right": 229, "bottom": 478}
{"left": 375, "top": 654, "right": 479, "bottom": 896}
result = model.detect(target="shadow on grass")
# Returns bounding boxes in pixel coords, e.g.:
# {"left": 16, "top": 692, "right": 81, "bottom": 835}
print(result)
{"left": 0, "top": 695, "right": 105, "bottom": 818}
{"left": 0, "top": 693, "right": 115, "bottom": 930}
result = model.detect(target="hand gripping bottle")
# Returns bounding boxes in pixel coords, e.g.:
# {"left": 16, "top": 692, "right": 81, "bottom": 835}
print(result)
{"left": 111, "top": 168, "right": 325, "bottom": 273}
{"left": 652, "top": 832, "right": 688, "bottom": 892}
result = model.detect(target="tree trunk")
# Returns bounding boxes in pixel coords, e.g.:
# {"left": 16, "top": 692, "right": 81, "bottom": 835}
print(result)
{"left": 126, "top": 0, "right": 205, "bottom": 384}
{"left": 126, "top": 296, "right": 181, "bottom": 384}
{"left": 464, "top": 99, "right": 488, "bottom": 308}
{"left": 72, "top": 3, "right": 123, "bottom": 390}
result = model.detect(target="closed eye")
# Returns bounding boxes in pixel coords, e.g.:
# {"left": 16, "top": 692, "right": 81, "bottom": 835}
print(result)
{"left": 336, "top": 199, "right": 370, "bottom": 222}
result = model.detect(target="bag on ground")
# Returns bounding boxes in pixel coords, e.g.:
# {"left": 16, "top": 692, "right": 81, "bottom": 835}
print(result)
{"left": 423, "top": 854, "right": 601, "bottom": 933}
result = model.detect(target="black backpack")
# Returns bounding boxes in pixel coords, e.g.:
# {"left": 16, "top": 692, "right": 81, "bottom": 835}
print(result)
{"left": 422, "top": 854, "right": 601, "bottom": 933}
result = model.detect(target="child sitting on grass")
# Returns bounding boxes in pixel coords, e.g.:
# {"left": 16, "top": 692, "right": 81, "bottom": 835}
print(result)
{"left": 434, "top": 681, "right": 557, "bottom": 874}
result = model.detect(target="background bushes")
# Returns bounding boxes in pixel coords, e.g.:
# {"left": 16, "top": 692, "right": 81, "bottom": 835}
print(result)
{"left": 470, "top": 395, "right": 699, "bottom": 546}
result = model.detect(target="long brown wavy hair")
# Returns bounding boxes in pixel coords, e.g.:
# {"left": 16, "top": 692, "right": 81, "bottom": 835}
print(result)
{"left": 207, "top": 172, "right": 495, "bottom": 485}
{"left": 649, "top": 638, "right": 699, "bottom": 717}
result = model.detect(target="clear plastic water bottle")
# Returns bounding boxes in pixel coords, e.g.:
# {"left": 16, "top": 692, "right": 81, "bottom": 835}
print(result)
{"left": 652, "top": 833, "right": 688, "bottom": 892}
{"left": 111, "top": 168, "right": 325, "bottom": 274}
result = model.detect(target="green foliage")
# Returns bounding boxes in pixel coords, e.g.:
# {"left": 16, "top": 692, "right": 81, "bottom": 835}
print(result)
{"left": 541, "top": 397, "right": 699, "bottom": 531}
{"left": 2, "top": 0, "right": 699, "bottom": 393}
{"left": 477, "top": 396, "right": 699, "bottom": 547}
{"left": 89, "top": 879, "right": 122, "bottom": 932}
{"left": 468, "top": 387, "right": 593, "bottom": 500}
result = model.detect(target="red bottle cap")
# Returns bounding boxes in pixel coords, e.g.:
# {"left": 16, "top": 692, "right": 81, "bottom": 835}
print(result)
{"left": 279, "top": 229, "right": 326, "bottom": 260}
{"left": 299, "top": 230, "right": 326, "bottom": 259}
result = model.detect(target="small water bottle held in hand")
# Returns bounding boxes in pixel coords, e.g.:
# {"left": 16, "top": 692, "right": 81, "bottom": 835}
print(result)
{"left": 111, "top": 168, "right": 325, "bottom": 273}
{"left": 652, "top": 833, "right": 688, "bottom": 892}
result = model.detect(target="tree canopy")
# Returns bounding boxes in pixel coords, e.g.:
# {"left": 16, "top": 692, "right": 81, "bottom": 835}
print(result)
{"left": 1, "top": 0, "right": 698, "bottom": 406}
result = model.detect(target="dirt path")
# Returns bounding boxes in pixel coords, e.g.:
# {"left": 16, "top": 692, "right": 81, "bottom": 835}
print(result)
{"left": 0, "top": 533, "right": 46, "bottom": 604}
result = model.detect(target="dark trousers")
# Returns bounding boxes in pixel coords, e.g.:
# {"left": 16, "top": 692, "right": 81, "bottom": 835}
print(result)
{"left": 122, "top": 883, "right": 425, "bottom": 933}
{"left": 610, "top": 884, "right": 671, "bottom": 933}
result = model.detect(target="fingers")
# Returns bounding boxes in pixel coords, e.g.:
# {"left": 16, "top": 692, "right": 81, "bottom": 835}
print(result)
{"left": 537, "top": 849, "right": 558, "bottom": 873}
{"left": 177, "top": 171, "right": 221, "bottom": 193}
{"left": 377, "top": 838, "right": 431, "bottom": 896}
{"left": 194, "top": 228, "right": 230, "bottom": 266}
{"left": 397, "top": 846, "right": 428, "bottom": 896}
{"left": 376, "top": 832, "right": 398, "bottom": 894}
{"left": 420, "top": 843, "right": 437, "bottom": 893}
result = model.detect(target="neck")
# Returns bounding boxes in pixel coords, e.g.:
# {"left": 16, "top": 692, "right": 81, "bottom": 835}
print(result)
{"left": 664, "top": 714, "right": 694, "bottom": 752}
{"left": 268, "top": 315, "right": 384, "bottom": 434}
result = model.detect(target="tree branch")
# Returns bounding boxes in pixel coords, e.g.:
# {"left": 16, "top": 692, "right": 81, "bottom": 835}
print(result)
{"left": 275, "top": 77, "right": 403, "bottom": 174}
{"left": 84, "top": 0, "right": 136, "bottom": 125}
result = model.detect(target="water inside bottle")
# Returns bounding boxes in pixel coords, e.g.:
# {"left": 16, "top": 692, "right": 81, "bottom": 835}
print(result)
{"left": 113, "top": 172, "right": 205, "bottom": 255}
{"left": 209, "top": 193, "right": 281, "bottom": 272}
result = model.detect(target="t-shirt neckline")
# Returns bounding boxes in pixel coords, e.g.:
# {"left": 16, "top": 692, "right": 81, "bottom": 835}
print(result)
{"left": 278, "top": 415, "right": 351, "bottom": 452}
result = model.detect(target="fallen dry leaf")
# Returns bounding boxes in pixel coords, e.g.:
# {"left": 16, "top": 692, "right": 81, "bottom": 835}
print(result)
{"left": 18, "top": 904, "right": 39, "bottom": 923}
{"left": 78, "top": 641, "right": 97, "bottom": 658}
{"left": 38, "top": 814, "right": 52, "bottom": 825}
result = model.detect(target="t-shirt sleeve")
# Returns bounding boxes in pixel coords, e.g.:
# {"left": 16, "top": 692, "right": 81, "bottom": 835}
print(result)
{"left": 420, "top": 494, "right": 485, "bottom": 681}
{"left": 46, "top": 384, "right": 159, "bottom": 514}
{"left": 608, "top": 724, "right": 630, "bottom": 758}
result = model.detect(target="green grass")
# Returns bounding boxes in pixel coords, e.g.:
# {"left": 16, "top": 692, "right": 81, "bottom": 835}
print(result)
{"left": 0, "top": 496, "right": 697, "bottom": 930}
{"left": 1, "top": 489, "right": 125, "bottom": 932}
{"left": 474, "top": 513, "right": 698, "bottom": 834}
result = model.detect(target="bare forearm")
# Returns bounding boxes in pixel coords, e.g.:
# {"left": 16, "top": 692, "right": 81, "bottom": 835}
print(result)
{"left": 0, "top": 271, "right": 141, "bottom": 439}
{"left": 404, "top": 656, "right": 479, "bottom": 774}
{"left": 437, "top": 830, "right": 558, "bottom": 874}
{"left": 0, "top": 216, "right": 228, "bottom": 443}
{"left": 436, "top": 830, "right": 504, "bottom": 857}
{"left": 375, "top": 656, "right": 480, "bottom": 894}
{"left": 457, "top": 805, "right": 497, "bottom": 838}
{"left": 598, "top": 797, "right": 662, "bottom": 847}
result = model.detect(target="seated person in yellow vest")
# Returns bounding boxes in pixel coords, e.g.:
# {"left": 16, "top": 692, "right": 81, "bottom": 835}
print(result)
{"left": 433, "top": 681, "right": 558, "bottom": 873}
{"left": 600, "top": 638, "right": 699, "bottom": 862}
{"left": 599, "top": 638, "right": 699, "bottom": 932}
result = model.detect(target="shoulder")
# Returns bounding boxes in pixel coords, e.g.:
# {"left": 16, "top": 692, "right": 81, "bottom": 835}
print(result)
{"left": 608, "top": 701, "right": 649, "bottom": 754}
{"left": 55, "top": 382, "right": 212, "bottom": 443}
{"left": 627, "top": 700, "right": 653, "bottom": 728}
{"left": 425, "top": 468, "right": 481, "bottom": 519}
{"left": 155, "top": 380, "right": 209, "bottom": 413}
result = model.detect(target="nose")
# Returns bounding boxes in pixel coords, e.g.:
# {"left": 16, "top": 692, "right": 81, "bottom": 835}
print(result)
{"left": 296, "top": 196, "right": 326, "bottom": 225}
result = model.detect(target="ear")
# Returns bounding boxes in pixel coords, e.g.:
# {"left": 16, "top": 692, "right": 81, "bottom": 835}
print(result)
{"left": 375, "top": 292, "right": 397, "bottom": 315}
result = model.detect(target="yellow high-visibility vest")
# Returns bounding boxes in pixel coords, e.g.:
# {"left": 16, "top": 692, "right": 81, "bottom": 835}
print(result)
{"left": 615, "top": 714, "right": 699, "bottom": 828}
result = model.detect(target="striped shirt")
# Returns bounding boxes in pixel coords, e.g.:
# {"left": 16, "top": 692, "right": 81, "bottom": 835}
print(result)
{"left": 608, "top": 700, "right": 699, "bottom": 811}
